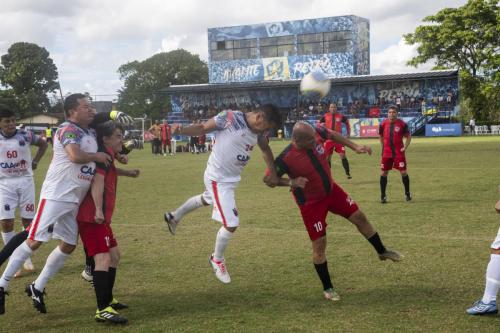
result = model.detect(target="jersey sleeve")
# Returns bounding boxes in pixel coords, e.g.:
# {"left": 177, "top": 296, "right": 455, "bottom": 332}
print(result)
{"left": 274, "top": 156, "right": 289, "bottom": 177}
{"left": 58, "top": 125, "right": 83, "bottom": 146}
{"left": 402, "top": 122, "right": 409, "bottom": 135}
{"left": 315, "top": 125, "right": 329, "bottom": 140}
{"left": 95, "top": 147, "right": 112, "bottom": 175}
{"left": 213, "top": 110, "right": 234, "bottom": 130}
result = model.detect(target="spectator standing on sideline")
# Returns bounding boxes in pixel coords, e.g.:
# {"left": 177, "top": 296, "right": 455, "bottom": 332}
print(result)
{"left": 148, "top": 120, "right": 162, "bottom": 155}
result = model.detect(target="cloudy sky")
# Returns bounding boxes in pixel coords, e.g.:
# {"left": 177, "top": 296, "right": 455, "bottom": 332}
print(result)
{"left": 0, "top": 0, "right": 467, "bottom": 101}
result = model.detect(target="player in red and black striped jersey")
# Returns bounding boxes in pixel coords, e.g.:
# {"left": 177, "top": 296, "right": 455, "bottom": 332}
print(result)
{"left": 378, "top": 106, "right": 412, "bottom": 203}
{"left": 264, "top": 122, "right": 403, "bottom": 302}
{"left": 77, "top": 121, "right": 139, "bottom": 323}
{"left": 319, "top": 103, "right": 352, "bottom": 179}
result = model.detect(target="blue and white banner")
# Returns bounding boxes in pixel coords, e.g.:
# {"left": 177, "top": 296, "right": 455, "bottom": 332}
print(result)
{"left": 425, "top": 123, "right": 462, "bottom": 136}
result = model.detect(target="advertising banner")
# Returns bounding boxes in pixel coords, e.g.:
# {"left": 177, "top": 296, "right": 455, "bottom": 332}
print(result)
{"left": 425, "top": 123, "right": 462, "bottom": 136}
{"left": 360, "top": 125, "right": 379, "bottom": 137}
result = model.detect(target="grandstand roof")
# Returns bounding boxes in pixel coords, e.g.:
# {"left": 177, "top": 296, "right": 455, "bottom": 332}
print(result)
{"left": 162, "top": 70, "right": 458, "bottom": 94}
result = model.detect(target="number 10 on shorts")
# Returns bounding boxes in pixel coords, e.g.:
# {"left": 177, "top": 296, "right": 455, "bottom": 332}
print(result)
{"left": 314, "top": 221, "right": 323, "bottom": 232}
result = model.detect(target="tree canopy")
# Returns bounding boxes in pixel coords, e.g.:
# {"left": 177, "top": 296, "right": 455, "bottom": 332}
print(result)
{"left": 404, "top": 0, "right": 499, "bottom": 120}
{"left": 117, "top": 49, "right": 208, "bottom": 119}
{"left": 0, "top": 42, "right": 59, "bottom": 116}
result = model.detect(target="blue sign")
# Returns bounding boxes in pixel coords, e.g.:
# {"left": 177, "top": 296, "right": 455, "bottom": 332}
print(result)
{"left": 425, "top": 123, "right": 462, "bottom": 137}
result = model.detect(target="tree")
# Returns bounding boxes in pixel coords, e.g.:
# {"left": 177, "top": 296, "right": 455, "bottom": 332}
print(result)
{"left": 404, "top": 0, "right": 499, "bottom": 121}
{"left": 0, "top": 42, "right": 59, "bottom": 117}
{"left": 117, "top": 49, "right": 208, "bottom": 119}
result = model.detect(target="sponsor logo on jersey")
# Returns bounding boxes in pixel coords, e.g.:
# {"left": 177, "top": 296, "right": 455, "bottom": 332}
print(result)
{"left": 395, "top": 126, "right": 401, "bottom": 132}
{"left": 78, "top": 165, "right": 96, "bottom": 181}
{"left": 18, "top": 140, "right": 26, "bottom": 146}
{"left": 236, "top": 154, "right": 250, "bottom": 162}
{"left": 315, "top": 144, "right": 325, "bottom": 155}
{"left": 0, "top": 160, "right": 28, "bottom": 170}
{"left": 4, "top": 204, "right": 10, "bottom": 211}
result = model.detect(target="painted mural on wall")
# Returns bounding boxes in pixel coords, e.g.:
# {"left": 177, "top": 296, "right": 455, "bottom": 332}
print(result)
{"left": 208, "top": 16, "right": 356, "bottom": 41}
{"left": 209, "top": 52, "right": 354, "bottom": 83}
{"left": 170, "top": 77, "right": 458, "bottom": 120}
{"left": 354, "top": 17, "right": 370, "bottom": 75}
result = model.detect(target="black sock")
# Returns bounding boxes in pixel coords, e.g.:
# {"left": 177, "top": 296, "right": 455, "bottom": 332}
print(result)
{"left": 402, "top": 175, "right": 410, "bottom": 194}
{"left": 380, "top": 176, "right": 387, "bottom": 197}
{"left": 341, "top": 158, "right": 350, "bottom": 175}
{"left": 93, "top": 270, "right": 109, "bottom": 311}
{"left": 314, "top": 261, "right": 333, "bottom": 291}
{"left": 107, "top": 267, "right": 117, "bottom": 304}
{"left": 367, "top": 232, "right": 386, "bottom": 254}
{"left": 84, "top": 249, "right": 95, "bottom": 273}
{"left": 0, "top": 230, "right": 28, "bottom": 267}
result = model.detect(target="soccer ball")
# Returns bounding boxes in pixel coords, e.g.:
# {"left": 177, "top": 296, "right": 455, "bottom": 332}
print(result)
{"left": 300, "top": 71, "right": 331, "bottom": 98}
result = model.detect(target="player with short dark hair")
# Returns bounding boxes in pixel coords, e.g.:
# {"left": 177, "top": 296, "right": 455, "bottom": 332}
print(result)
{"left": 379, "top": 106, "right": 412, "bottom": 203}
{"left": 77, "top": 121, "right": 139, "bottom": 324}
{"left": 164, "top": 104, "right": 282, "bottom": 284}
{"left": 319, "top": 103, "right": 352, "bottom": 179}
{"left": 0, "top": 104, "right": 48, "bottom": 278}
{"left": 264, "top": 121, "right": 402, "bottom": 301}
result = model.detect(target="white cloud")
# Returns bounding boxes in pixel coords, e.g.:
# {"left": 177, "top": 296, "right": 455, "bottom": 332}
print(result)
{"left": 371, "top": 38, "right": 434, "bottom": 74}
{"left": 0, "top": 0, "right": 468, "bottom": 99}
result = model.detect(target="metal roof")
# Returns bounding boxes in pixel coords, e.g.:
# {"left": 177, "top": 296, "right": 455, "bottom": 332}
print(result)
{"left": 161, "top": 70, "right": 458, "bottom": 94}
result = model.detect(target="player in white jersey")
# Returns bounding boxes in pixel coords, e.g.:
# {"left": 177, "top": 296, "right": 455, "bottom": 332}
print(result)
{"left": 0, "top": 105, "right": 48, "bottom": 276}
{"left": 164, "top": 105, "right": 281, "bottom": 284}
{"left": 0, "top": 94, "right": 112, "bottom": 315}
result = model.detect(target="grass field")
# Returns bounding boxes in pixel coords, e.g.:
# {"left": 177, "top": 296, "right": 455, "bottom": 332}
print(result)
{"left": 2, "top": 136, "right": 500, "bottom": 332}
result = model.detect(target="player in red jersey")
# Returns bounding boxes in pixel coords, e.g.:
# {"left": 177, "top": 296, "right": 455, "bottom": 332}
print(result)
{"left": 264, "top": 121, "right": 402, "bottom": 302}
{"left": 77, "top": 121, "right": 139, "bottom": 324}
{"left": 160, "top": 120, "right": 172, "bottom": 156}
{"left": 379, "top": 106, "right": 412, "bottom": 203}
{"left": 319, "top": 103, "right": 352, "bottom": 179}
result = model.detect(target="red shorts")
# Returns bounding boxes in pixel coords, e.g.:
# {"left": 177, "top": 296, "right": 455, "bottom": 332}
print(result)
{"left": 324, "top": 140, "right": 345, "bottom": 155}
{"left": 162, "top": 139, "right": 171, "bottom": 146}
{"left": 78, "top": 222, "right": 117, "bottom": 257}
{"left": 381, "top": 155, "right": 407, "bottom": 171}
{"left": 298, "top": 182, "right": 359, "bottom": 241}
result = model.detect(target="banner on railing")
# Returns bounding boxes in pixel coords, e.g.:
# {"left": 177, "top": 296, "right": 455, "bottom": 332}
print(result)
{"left": 425, "top": 123, "right": 462, "bottom": 137}
{"left": 360, "top": 125, "right": 379, "bottom": 137}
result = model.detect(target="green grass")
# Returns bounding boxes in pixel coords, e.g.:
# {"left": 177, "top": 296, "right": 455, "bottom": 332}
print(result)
{"left": 2, "top": 136, "right": 500, "bottom": 332}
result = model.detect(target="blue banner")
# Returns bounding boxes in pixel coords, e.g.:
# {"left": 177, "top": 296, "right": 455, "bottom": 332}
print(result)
{"left": 425, "top": 123, "right": 462, "bottom": 136}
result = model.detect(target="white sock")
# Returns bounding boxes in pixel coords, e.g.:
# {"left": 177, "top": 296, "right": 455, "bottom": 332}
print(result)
{"left": 34, "top": 246, "right": 70, "bottom": 291}
{"left": 1, "top": 231, "right": 15, "bottom": 245}
{"left": 0, "top": 242, "right": 32, "bottom": 291}
{"left": 173, "top": 194, "right": 204, "bottom": 221}
{"left": 214, "top": 227, "right": 233, "bottom": 262}
{"left": 482, "top": 254, "right": 500, "bottom": 303}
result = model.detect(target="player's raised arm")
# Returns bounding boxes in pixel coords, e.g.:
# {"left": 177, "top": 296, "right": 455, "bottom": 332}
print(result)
{"left": 172, "top": 118, "right": 217, "bottom": 136}
{"left": 257, "top": 135, "right": 279, "bottom": 187}
{"left": 317, "top": 126, "right": 371, "bottom": 155}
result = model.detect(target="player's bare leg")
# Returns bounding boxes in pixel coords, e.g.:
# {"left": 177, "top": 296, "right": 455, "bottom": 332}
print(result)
{"left": 347, "top": 210, "right": 403, "bottom": 262}
{"left": 164, "top": 194, "right": 209, "bottom": 235}
{"left": 312, "top": 236, "right": 339, "bottom": 301}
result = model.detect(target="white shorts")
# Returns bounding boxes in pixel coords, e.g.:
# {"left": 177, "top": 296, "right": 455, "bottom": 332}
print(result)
{"left": 0, "top": 176, "right": 36, "bottom": 220}
{"left": 27, "top": 199, "right": 79, "bottom": 245}
{"left": 202, "top": 176, "right": 239, "bottom": 228}
{"left": 491, "top": 226, "right": 500, "bottom": 249}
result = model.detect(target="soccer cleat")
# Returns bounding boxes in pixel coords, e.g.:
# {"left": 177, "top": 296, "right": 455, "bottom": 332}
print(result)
{"left": 81, "top": 264, "right": 93, "bottom": 285}
{"left": 25, "top": 283, "right": 46, "bottom": 313}
{"left": 347, "top": 174, "right": 352, "bottom": 179}
{"left": 379, "top": 249, "right": 403, "bottom": 262}
{"left": 466, "top": 300, "right": 498, "bottom": 315}
{"left": 164, "top": 212, "right": 178, "bottom": 235}
{"left": 0, "top": 287, "right": 7, "bottom": 315}
{"left": 405, "top": 192, "right": 412, "bottom": 202}
{"left": 95, "top": 306, "right": 128, "bottom": 324}
{"left": 209, "top": 254, "right": 231, "bottom": 284}
{"left": 381, "top": 196, "right": 387, "bottom": 204}
{"left": 323, "top": 288, "right": 341, "bottom": 301}
{"left": 110, "top": 298, "right": 129, "bottom": 310}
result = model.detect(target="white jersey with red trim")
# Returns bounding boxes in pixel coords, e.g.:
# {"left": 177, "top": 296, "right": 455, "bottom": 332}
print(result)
{"left": 40, "top": 122, "right": 98, "bottom": 204}
{"left": 205, "top": 110, "right": 260, "bottom": 182}
{"left": 0, "top": 130, "right": 42, "bottom": 179}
